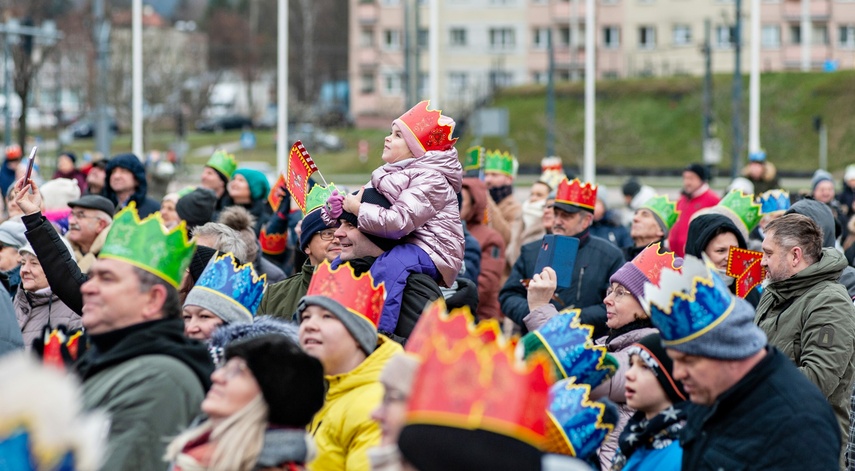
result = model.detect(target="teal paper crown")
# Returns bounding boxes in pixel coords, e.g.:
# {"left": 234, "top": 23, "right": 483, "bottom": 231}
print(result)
{"left": 195, "top": 253, "right": 267, "bottom": 319}
{"left": 522, "top": 310, "right": 616, "bottom": 387}
{"left": 643, "top": 255, "right": 735, "bottom": 347}
{"left": 718, "top": 190, "right": 763, "bottom": 232}
{"left": 758, "top": 189, "right": 790, "bottom": 214}
{"left": 546, "top": 380, "right": 617, "bottom": 459}
{"left": 640, "top": 195, "right": 680, "bottom": 231}
{"left": 305, "top": 183, "right": 339, "bottom": 215}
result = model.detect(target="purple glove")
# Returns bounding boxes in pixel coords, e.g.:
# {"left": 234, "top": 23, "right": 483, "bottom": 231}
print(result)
{"left": 325, "top": 190, "right": 344, "bottom": 219}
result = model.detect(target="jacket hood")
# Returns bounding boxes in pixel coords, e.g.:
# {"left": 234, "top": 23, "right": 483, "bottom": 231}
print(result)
{"left": 324, "top": 335, "right": 402, "bottom": 403}
{"left": 461, "top": 177, "right": 488, "bottom": 226}
{"left": 77, "top": 317, "right": 213, "bottom": 390}
{"left": 103, "top": 153, "right": 148, "bottom": 206}
{"left": 684, "top": 213, "right": 747, "bottom": 258}
{"left": 766, "top": 247, "right": 848, "bottom": 299}
{"left": 389, "top": 147, "right": 462, "bottom": 193}
{"left": 787, "top": 199, "right": 836, "bottom": 248}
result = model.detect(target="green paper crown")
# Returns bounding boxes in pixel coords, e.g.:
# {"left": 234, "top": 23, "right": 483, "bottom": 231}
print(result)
{"left": 99, "top": 202, "right": 196, "bottom": 288}
{"left": 640, "top": 195, "right": 680, "bottom": 231}
{"left": 206, "top": 149, "right": 237, "bottom": 179}
{"left": 305, "top": 183, "right": 339, "bottom": 215}
{"left": 463, "top": 146, "right": 483, "bottom": 172}
{"left": 484, "top": 149, "right": 517, "bottom": 177}
{"left": 718, "top": 189, "right": 763, "bottom": 232}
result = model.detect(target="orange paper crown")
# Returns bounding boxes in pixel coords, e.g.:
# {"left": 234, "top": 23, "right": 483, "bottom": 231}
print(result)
{"left": 555, "top": 178, "right": 597, "bottom": 212}
{"left": 396, "top": 100, "right": 458, "bottom": 154}
{"left": 406, "top": 299, "right": 552, "bottom": 448}
{"left": 305, "top": 261, "right": 385, "bottom": 329}
{"left": 631, "top": 242, "right": 681, "bottom": 286}
{"left": 258, "top": 227, "right": 287, "bottom": 255}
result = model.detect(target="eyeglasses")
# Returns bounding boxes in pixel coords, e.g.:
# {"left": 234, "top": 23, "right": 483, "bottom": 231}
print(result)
{"left": 70, "top": 210, "right": 98, "bottom": 220}
{"left": 318, "top": 229, "right": 337, "bottom": 241}
{"left": 217, "top": 359, "right": 250, "bottom": 381}
{"left": 605, "top": 285, "right": 630, "bottom": 300}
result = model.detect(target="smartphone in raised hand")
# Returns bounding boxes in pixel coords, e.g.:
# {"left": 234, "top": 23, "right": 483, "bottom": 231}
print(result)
{"left": 24, "top": 146, "right": 37, "bottom": 182}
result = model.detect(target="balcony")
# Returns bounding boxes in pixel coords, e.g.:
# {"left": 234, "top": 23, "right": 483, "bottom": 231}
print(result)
{"left": 357, "top": 2, "right": 379, "bottom": 25}
{"left": 782, "top": 0, "right": 830, "bottom": 20}
{"left": 551, "top": 1, "right": 587, "bottom": 22}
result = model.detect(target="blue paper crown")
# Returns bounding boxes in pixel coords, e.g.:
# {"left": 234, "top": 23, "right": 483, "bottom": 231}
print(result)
{"left": 196, "top": 253, "right": 267, "bottom": 318}
{"left": 758, "top": 189, "right": 790, "bottom": 214}
{"left": 0, "top": 426, "right": 75, "bottom": 471}
{"left": 526, "top": 310, "right": 615, "bottom": 387}
{"left": 547, "top": 380, "right": 616, "bottom": 460}
{"left": 643, "top": 255, "right": 735, "bottom": 347}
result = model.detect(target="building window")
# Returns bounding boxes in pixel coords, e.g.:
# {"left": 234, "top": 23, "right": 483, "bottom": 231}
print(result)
{"left": 383, "top": 73, "right": 402, "bottom": 95}
{"left": 383, "top": 29, "right": 401, "bottom": 50}
{"left": 489, "top": 70, "right": 513, "bottom": 88}
{"left": 450, "top": 28, "right": 467, "bottom": 47}
{"left": 449, "top": 72, "right": 468, "bottom": 97}
{"left": 638, "top": 26, "right": 656, "bottom": 49}
{"left": 360, "top": 28, "right": 374, "bottom": 48}
{"left": 715, "top": 25, "right": 736, "bottom": 48}
{"left": 360, "top": 72, "right": 375, "bottom": 94}
{"left": 672, "top": 24, "right": 691, "bottom": 45}
{"left": 380, "top": 0, "right": 400, "bottom": 5}
{"left": 790, "top": 24, "right": 801, "bottom": 44}
{"left": 533, "top": 27, "right": 549, "bottom": 49}
{"left": 814, "top": 24, "right": 829, "bottom": 45}
{"left": 839, "top": 25, "right": 855, "bottom": 47}
{"left": 418, "top": 73, "right": 428, "bottom": 98}
{"left": 417, "top": 28, "right": 428, "bottom": 48}
{"left": 489, "top": 27, "right": 516, "bottom": 50}
{"left": 761, "top": 25, "right": 780, "bottom": 47}
{"left": 603, "top": 26, "right": 620, "bottom": 48}
{"left": 559, "top": 27, "right": 571, "bottom": 47}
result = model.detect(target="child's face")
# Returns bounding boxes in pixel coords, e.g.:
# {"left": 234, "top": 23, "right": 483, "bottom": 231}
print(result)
{"left": 382, "top": 123, "right": 413, "bottom": 165}
{"left": 625, "top": 354, "right": 672, "bottom": 419}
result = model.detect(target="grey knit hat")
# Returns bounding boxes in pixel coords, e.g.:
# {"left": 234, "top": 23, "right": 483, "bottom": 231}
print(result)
{"left": 184, "top": 287, "right": 254, "bottom": 325}
{"left": 296, "top": 295, "right": 378, "bottom": 355}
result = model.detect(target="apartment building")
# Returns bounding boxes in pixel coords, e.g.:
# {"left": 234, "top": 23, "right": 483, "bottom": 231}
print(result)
{"left": 350, "top": 0, "right": 855, "bottom": 127}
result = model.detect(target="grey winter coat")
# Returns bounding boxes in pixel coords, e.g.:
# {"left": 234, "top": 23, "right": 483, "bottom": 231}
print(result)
{"left": 14, "top": 287, "right": 81, "bottom": 350}
{"left": 359, "top": 148, "right": 464, "bottom": 287}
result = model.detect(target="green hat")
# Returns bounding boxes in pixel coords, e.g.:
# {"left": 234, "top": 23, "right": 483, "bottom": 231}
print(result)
{"left": 463, "top": 146, "right": 483, "bottom": 173}
{"left": 639, "top": 195, "right": 680, "bottom": 235}
{"left": 233, "top": 168, "right": 271, "bottom": 202}
{"left": 718, "top": 189, "right": 762, "bottom": 233}
{"left": 206, "top": 150, "right": 238, "bottom": 180}
{"left": 99, "top": 202, "right": 196, "bottom": 288}
{"left": 305, "top": 183, "right": 339, "bottom": 215}
{"left": 484, "top": 149, "right": 517, "bottom": 177}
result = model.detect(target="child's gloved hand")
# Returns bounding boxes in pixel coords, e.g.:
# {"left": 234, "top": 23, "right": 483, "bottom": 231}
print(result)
{"left": 324, "top": 190, "right": 344, "bottom": 219}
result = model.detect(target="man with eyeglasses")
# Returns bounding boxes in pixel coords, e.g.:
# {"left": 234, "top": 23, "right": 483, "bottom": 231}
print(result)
{"left": 65, "top": 195, "right": 115, "bottom": 273}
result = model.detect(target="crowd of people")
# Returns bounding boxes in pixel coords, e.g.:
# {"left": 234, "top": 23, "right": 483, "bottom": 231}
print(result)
{"left": 0, "top": 102, "right": 854, "bottom": 471}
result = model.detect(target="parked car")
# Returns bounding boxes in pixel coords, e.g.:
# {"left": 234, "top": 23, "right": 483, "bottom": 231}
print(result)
{"left": 195, "top": 114, "right": 253, "bottom": 132}
{"left": 67, "top": 115, "right": 119, "bottom": 138}
{"left": 287, "top": 123, "right": 344, "bottom": 152}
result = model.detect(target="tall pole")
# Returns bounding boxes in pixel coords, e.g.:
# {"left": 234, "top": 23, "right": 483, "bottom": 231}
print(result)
{"left": 276, "top": 0, "right": 288, "bottom": 172}
{"left": 583, "top": 0, "right": 595, "bottom": 182}
{"left": 703, "top": 19, "right": 713, "bottom": 158}
{"left": 801, "top": 0, "right": 810, "bottom": 71}
{"left": 819, "top": 121, "right": 827, "bottom": 171}
{"left": 3, "top": 32, "right": 10, "bottom": 147}
{"left": 428, "top": 0, "right": 439, "bottom": 105}
{"left": 403, "top": 0, "right": 412, "bottom": 106}
{"left": 731, "top": 0, "right": 743, "bottom": 180}
{"left": 546, "top": 29, "right": 555, "bottom": 156}
{"left": 748, "top": 0, "right": 760, "bottom": 155}
{"left": 132, "top": 0, "right": 143, "bottom": 158}
{"left": 94, "top": 0, "right": 110, "bottom": 158}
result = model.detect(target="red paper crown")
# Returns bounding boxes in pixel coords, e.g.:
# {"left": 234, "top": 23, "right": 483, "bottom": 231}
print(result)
{"left": 725, "top": 247, "right": 765, "bottom": 298}
{"left": 397, "top": 100, "right": 458, "bottom": 154}
{"left": 305, "top": 261, "right": 385, "bottom": 329}
{"left": 631, "top": 242, "right": 681, "bottom": 286}
{"left": 406, "top": 299, "right": 502, "bottom": 361}
{"left": 406, "top": 299, "right": 552, "bottom": 447}
{"left": 259, "top": 227, "right": 287, "bottom": 255}
{"left": 555, "top": 178, "right": 597, "bottom": 211}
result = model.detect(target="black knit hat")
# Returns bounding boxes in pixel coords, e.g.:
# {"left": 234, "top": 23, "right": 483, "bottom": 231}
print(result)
{"left": 225, "top": 334, "right": 325, "bottom": 427}
{"left": 626, "top": 333, "right": 687, "bottom": 404}
{"left": 399, "top": 425, "right": 543, "bottom": 471}
{"left": 684, "top": 163, "right": 709, "bottom": 182}
{"left": 177, "top": 187, "right": 217, "bottom": 230}
{"left": 188, "top": 246, "right": 219, "bottom": 284}
{"left": 622, "top": 178, "right": 641, "bottom": 198}
{"left": 339, "top": 187, "right": 400, "bottom": 253}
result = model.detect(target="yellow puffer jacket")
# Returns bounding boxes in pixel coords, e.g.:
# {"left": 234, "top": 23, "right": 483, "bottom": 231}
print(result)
{"left": 308, "top": 335, "right": 403, "bottom": 470}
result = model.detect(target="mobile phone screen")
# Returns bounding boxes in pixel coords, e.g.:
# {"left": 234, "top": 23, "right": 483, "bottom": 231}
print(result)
{"left": 24, "top": 146, "right": 37, "bottom": 181}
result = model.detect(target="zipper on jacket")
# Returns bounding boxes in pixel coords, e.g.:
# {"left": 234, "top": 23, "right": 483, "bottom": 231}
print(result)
{"left": 577, "top": 266, "right": 586, "bottom": 301}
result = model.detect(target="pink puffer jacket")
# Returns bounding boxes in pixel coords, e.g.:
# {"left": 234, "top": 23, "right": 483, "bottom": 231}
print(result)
{"left": 358, "top": 148, "right": 464, "bottom": 287}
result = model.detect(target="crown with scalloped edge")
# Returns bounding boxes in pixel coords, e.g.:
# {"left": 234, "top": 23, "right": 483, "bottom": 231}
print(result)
{"left": 463, "top": 146, "right": 483, "bottom": 172}
{"left": 484, "top": 149, "right": 517, "bottom": 177}
{"left": 520, "top": 309, "right": 616, "bottom": 387}
{"left": 642, "top": 254, "right": 736, "bottom": 347}
{"left": 629, "top": 242, "right": 682, "bottom": 287}
{"left": 195, "top": 252, "right": 267, "bottom": 318}
{"left": 405, "top": 299, "right": 551, "bottom": 448}
{"left": 556, "top": 178, "right": 598, "bottom": 211}
{"left": 305, "top": 183, "right": 339, "bottom": 215}
{"left": 758, "top": 189, "right": 790, "bottom": 214}
{"left": 206, "top": 149, "right": 237, "bottom": 179}
{"left": 259, "top": 227, "right": 287, "bottom": 255}
{"left": 305, "top": 260, "right": 386, "bottom": 330}
{"left": 640, "top": 195, "right": 680, "bottom": 231}
{"left": 718, "top": 189, "right": 763, "bottom": 232}
{"left": 405, "top": 298, "right": 504, "bottom": 362}
{"left": 99, "top": 202, "right": 195, "bottom": 289}
{"left": 396, "top": 100, "right": 458, "bottom": 154}
{"left": 545, "top": 380, "right": 617, "bottom": 459}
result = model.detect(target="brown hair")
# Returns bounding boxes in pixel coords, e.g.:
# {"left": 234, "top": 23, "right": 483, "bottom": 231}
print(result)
{"left": 765, "top": 213, "right": 822, "bottom": 264}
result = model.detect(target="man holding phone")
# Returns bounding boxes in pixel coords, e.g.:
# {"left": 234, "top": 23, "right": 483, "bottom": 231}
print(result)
{"left": 499, "top": 177, "right": 625, "bottom": 337}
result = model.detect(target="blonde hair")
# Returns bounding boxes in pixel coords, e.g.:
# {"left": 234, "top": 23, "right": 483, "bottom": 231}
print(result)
{"left": 165, "top": 395, "right": 268, "bottom": 471}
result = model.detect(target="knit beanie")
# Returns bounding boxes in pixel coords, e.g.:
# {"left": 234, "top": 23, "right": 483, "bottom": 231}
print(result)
{"left": 297, "top": 293, "right": 378, "bottom": 355}
{"left": 233, "top": 168, "right": 271, "bottom": 202}
{"left": 378, "top": 353, "right": 420, "bottom": 397}
{"left": 188, "top": 246, "right": 219, "bottom": 284}
{"left": 300, "top": 209, "right": 333, "bottom": 252}
{"left": 399, "top": 426, "right": 543, "bottom": 471}
{"left": 40, "top": 178, "right": 82, "bottom": 211}
{"left": 626, "top": 333, "right": 687, "bottom": 404}
{"left": 176, "top": 187, "right": 217, "bottom": 229}
{"left": 811, "top": 169, "right": 834, "bottom": 193}
{"left": 339, "top": 187, "right": 400, "bottom": 253}
{"left": 225, "top": 334, "right": 325, "bottom": 427}
{"left": 61, "top": 152, "right": 77, "bottom": 164}
{"left": 610, "top": 245, "right": 683, "bottom": 302}
{"left": 622, "top": 178, "right": 641, "bottom": 198}
{"left": 208, "top": 315, "right": 300, "bottom": 365}
{"left": 846, "top": 165, "right": 855, "bottom": 183}
{"left": 674, "top": 295, "right": 766, "bottom": 360}
{"left": 684, "top": 163, "right": 709, "bottom": 182}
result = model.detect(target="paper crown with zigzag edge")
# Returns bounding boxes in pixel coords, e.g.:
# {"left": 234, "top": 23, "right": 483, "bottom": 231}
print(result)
{"left": 99, "top": 202, "right": 195, "bottom": 288}
{"left": 545, "top": 380, "right": 617, "bottom": 459}
{"left": 396, "top": 100, "right": 458, "bottom": 154}
{"left": 484, "top": 149, "right": 517, "bottom": 177}
{"left": 463, "top": 146, "right": 484, "bottom": 173}
{"left": 630, "top": 242, "right": 681, "bottom": 287}
{"left": 305, "top": 183, "right": 339, "bottom": 215}
{"left": 758, "top": 189, "right": 790, "bottom": 214}
{"left": 556, "top": 178, "right": 598, "bottom": 211}
{"left": 520, "top": 309, "right": 617, "bottom": 387}
{"left": 643, "top": 255, "right": 736, "bottom": 347}
{"left": 539, "top": 156, "right": 566, "bottom": 190}
{"left": 259, "top": 227, "right": 287, "bottom": 255}
{"left": 718, "top": 189, "right": 763, "bottom": 232}
{"left": 405, "top": 298, "right": 552, "bottom": 448}
{"left": 305, "top": 261, "right": 385, "bottom": 330}
{"left": 194, "top": 253, "right": 267, "bottom": 318}
{"left": 640, "top": 195, "right": 680, "bottom": 231}
{"left": 205, "top": 149, "right": 237, "bottom": 179}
